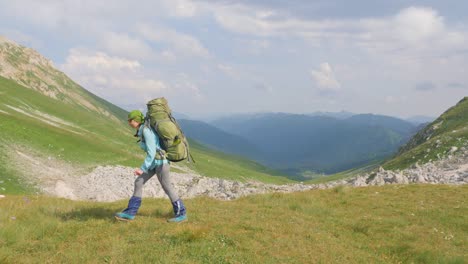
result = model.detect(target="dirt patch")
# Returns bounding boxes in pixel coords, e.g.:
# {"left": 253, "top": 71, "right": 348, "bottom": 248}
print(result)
{"left": 7, "top": 146, "right": 86, "bottom": 197}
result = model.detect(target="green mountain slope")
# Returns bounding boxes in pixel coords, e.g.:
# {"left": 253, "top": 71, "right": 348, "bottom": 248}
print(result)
{"left": 0, "top": 36, "right": 126, "bottom": 121}
{"left": 384, "top": 97, "right": 468, "bottom": 170}
{"left": 0, "top": 76, "right": 141, "bottom": 193}
{"left": 0, "top": 39, "right": 290, "bottom": 194}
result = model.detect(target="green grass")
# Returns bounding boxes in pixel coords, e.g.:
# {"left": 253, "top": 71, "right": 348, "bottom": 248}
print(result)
{"left": 306, "top": 161, "right": 380, "bottom": 184}
{"left": 0, "top": 76, "right": 140, "bottom": 167}
{"left": 0, "top": 184, "right": 466, "bottom": 263}
{"left": 0, "top": 158, "right": 35, "bottom": 194}
{"left": 384, "top": 97, "right": 468, "bottom": 170}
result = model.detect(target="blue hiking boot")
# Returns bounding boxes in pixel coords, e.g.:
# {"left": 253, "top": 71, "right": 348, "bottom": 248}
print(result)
{"left": 167, "top": 214, "right": 187, "bottom": 223}
{"left": 115, "top": 196, "right": 141, "bottom": 221}
{"left": 168, "top": 199, "right": 187, "bottom": 223}
{"left": 115, "top": 212, "right": 135, "bottom": 221}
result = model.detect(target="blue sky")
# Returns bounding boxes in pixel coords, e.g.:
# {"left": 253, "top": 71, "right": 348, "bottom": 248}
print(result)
{"left": 1, "top": 0, "right": 467, "bottom": 119}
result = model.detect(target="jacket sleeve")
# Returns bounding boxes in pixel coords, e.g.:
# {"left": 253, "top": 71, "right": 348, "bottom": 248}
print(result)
{"left": 140, "top": 127, "right": 157, "bottom": 173}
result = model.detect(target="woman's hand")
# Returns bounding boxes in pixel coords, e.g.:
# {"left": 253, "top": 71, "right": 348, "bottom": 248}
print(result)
{"left": 134, "top": 169, "right": 144, "bottom": 176}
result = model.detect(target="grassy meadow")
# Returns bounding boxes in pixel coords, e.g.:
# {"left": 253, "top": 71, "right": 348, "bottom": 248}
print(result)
{"left": 0, "top": 184, "right": 466, "bottom": 263}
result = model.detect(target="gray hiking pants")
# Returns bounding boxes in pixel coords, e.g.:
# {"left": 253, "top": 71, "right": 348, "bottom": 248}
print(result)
{"left": 133, "top": 163, "right": 179, "bottom": 202}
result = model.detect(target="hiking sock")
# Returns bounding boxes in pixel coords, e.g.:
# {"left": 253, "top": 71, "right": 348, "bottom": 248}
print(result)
{"left": 121, "top": 196, "right": 142, "bottom": 216}
{"left": 171, "top": 199, "right": 186, "bottom": 217}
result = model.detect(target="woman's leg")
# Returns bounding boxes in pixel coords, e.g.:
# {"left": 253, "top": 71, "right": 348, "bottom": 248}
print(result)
{"left": 115, "top": 170, "right": 156, "bottom": 221}
{"left": 155, "top": 164, "right": 187, "bottom": 222}
{"left": 133, "top": 170, "right": 156, "bottom": 198}
{"left": 155, "top": 164, "right": 179, "bottom": 202}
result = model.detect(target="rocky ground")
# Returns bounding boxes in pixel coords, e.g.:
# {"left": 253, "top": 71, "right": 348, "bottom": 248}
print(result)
{"left": 3, "top": 147, "right": 467, "bottom": 202}
{"left": 31, "top": 150, "right": 468, "bottom": 202}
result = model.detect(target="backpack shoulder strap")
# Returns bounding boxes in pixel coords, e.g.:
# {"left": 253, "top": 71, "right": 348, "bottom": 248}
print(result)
{"left": 137, "top": 122, "right": 150, "bottom": 143}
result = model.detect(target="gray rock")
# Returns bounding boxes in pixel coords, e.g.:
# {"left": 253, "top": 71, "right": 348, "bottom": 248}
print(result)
{"left": 352, "top": 176, "right": 367, "bottom": 187}
{"left": 24, "top": 148, "right": 468, "bottom": 202}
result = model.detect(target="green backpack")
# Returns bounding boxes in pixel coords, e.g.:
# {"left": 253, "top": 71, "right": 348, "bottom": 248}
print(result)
{"left": 146, "top": 97, "right": 193, "bottom": 162}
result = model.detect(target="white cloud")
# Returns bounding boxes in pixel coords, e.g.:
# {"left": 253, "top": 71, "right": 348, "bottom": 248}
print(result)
{"left": 385, "top": 95, "right": 407, "bottom": 104}
{"left": 166, "top": 0, "right": 199, "bottom": 17}
{"left": 137, "top": 24, "right": 210, "bottom": 58}
{"left": 60, "top": 49, "right": 205, "bottom": 108}
{"left": 217, "top": 64, "right": 239, "bottom": 78}
{"left": 352, "top": 7, "right": 468, "bottom": 88}
{"left": 173, "top": 73, "right": 203, "bottom": 101}
{"left": 358, "top": 7, "right": 466, "bottom": 54}
{"left": 253, "top": 82, "right": 273, "bottom": 93}
{"left": 0, "top": 1, "right": 209, "bottom": 62}
{"left": 0, "top": 0, "right": 201, "bottom": 28}
{"left": 98, "top": 32, "right": 156, "bottom": 60}
{"left": 2, "top": 1, "right": 466, "bottom": 117}
{"left": 393, "top": 7, "right": 444, "bottom": 43}
{"left": 211, "top": 4, "right": 468, "bottom": 95}
{"left": 243, "top": 39, "right": 271, "bottom": 54}
{"left": 211, "top": 4, "right": 467, "bottom": 57}
{"left": 160, "top": 50, "right": 177, "bottom": 62}
{"left": 60, "top": 49, "right": 167, "bottom": 104}
{"left": 0, "top": 1, "right": 112, "bottom": 35}
{"left": 62, "top": 49, "right": 141, "bottom": 72}
{"left": 310, "top": 63, "right": 341, "bottom": 93}
{"left": 211, "top": 3, "right": 354, "bottom": 37}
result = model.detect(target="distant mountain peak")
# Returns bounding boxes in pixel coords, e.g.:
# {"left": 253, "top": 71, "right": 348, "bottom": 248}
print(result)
{"left": 0, "top": 37, "right": 63, "bottom": 96}
{"left": 0, "top": 36, "right": 117, "bottom": 120}
{"left": 0, "top": 35, "right": 16, "bottom": 45}
{"left": 0, "top": 36, "right": 55, "bottom": 68}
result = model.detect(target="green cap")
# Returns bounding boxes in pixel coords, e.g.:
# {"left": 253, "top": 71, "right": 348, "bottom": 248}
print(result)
{"left": 128, "top": 110, "right": 144, "bottom": 123}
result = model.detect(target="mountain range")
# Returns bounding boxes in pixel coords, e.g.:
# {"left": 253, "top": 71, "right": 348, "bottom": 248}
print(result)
{"left": 179, "top": 113, "right": 418, "bottom": 177}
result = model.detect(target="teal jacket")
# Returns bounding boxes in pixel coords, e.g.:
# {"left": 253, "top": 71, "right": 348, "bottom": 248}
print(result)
{"left": 137, "top": 123, "right": 168, "bottom": 173}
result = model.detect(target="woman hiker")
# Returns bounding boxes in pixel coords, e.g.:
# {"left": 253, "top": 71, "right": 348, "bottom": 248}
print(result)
{"left": 115, "top": 110, "right": 187, "bottom": 223}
